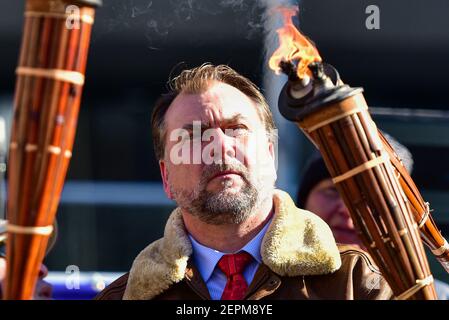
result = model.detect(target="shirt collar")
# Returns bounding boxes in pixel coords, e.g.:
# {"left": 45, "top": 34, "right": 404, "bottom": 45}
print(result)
{"left": 188, "top": 216, "right": 272, "bottom": 282}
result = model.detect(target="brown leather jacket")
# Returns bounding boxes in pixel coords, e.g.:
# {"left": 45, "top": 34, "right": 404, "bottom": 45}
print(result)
{"left": 96, "top": 190, "right": 393, "bottom": 300}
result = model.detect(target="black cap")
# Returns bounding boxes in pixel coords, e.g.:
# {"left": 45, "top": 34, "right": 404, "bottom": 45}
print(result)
{"left": 296, "top": 151, "right": 330, "bottom": 207}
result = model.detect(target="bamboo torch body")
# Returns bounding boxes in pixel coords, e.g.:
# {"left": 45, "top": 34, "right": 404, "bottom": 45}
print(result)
{"left": 4, "top": 0, "right": 100, "bottom": 299}
{"left": 269, "top": 5, "right": 446, "bottom": 300}
{"left": 380, "top": 134, "right": 449, "bottom": 274}
{"left": 278, "top": 62, "right": 438, "bottom": 299}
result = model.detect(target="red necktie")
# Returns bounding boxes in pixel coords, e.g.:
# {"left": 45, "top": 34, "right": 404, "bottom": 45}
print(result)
{"left": 217, "top": 251, "right": 253, "bottom": 300}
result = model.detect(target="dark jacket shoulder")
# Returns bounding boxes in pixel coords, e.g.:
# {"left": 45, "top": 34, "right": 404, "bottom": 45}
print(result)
{"left": 94, "top": 273, "right": 129, "bottom": 300}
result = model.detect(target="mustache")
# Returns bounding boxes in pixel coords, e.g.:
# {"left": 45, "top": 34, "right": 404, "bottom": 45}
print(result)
{"left": 200, "top": 162, "right": 250, "bottom": 186}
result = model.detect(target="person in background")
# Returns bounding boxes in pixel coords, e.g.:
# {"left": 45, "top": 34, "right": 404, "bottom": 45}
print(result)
{"left": 296, "top": 134, "right": 449, "bottom": 299}
{"left": 0, "top": 255, "right": 52, "bottom": 300}
{"left": 0, "top": 221, "right": 56, "bottom": 299}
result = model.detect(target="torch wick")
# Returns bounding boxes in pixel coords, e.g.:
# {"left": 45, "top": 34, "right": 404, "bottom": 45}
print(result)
{"left": 308, "top": 62, "right": 326, "bottom": 81}
{"left": 279, "top": 60, "right": 299, "bottom": 81}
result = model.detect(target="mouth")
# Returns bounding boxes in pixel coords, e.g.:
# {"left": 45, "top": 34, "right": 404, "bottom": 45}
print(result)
{"left": 209, "top": 170, "right": 243, "bottom": 182}
{"left": 331, "top": 226, "right": 355, "bottom": 234}
{"left": 331, "top": 226, "right": 361, "bottom": 245}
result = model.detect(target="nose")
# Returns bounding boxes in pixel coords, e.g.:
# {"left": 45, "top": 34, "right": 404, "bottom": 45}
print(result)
{"left": 334, "top": 199, "right": 355, "bottom": 228}
{"left": 208, "top": 128, "right": 237, "bottom": 162}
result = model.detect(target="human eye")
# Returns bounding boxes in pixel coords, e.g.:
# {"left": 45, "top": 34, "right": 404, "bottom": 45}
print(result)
{"left": 226, "top": 125, "right": 249, "bottom": 137}
{"left": 321, "top": 186, "right": 340, "bottom": 199}
{"left": 187, "top": 129, "right": 203, "bottom": 141}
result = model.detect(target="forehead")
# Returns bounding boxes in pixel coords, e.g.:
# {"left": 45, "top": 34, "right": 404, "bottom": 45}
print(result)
{"left": 312, "top": 179, "right": 335, "bottom": 191}
{"left": 164, "top": 82, "right": 262, "bottom": 129}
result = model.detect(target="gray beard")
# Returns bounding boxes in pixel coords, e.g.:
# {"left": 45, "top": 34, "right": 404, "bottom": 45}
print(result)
{"left": 170, "top": 163, "right": 269, "bottom": 225}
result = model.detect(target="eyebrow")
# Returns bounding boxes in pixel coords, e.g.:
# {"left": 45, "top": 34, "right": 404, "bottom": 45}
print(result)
{"left": 182, "top": 122, "right": 210, "bottom": 131}
{"left": 181, "top": 115, "right": 248, "bottom": 131}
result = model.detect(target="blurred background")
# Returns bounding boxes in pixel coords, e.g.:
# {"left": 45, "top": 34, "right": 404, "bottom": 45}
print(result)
{"left": 1, "top": 0, "right": 448, "bottom": 298}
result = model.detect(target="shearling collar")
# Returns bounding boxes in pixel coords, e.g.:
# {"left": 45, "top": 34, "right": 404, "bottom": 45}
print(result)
{"left": 123, "top": 189, "right": 341, "bottom": 300}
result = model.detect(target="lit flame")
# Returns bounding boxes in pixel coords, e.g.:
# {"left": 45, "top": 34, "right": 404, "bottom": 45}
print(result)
{"left": 269, "top": 6, "right": 322, "bottom": 79}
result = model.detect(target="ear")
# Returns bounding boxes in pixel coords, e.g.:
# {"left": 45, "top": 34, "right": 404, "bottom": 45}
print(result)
{"left": 268, "top": 139, "right": 278, "bottom": 180}
{"left": 159, "top": 160, "right": 173, "bottom": 199}
{"left": 268, "top": 140, "right": 275, "bottom": 158}
{"left": 268, "top": 138, "right": 277, "bottom": 164}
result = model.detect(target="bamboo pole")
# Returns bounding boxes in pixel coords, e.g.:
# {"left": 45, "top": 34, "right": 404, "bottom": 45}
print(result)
{"left": 4, "top": 0, "right": 100, "bottom": 300}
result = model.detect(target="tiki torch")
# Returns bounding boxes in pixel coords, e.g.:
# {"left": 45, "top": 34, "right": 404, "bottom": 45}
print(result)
{"left": 270, "top": 7, "right": 445, "bottom": 300}
{"left": 3, "top": 0, "right": 100, "bottom": 299}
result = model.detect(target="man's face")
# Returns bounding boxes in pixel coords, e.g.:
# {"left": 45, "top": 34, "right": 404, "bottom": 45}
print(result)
{"left": 305, "top": 179, "right": 362, "bottom": 246}
{"left": 159, "top": 81, "right": 277, "bottom": 224}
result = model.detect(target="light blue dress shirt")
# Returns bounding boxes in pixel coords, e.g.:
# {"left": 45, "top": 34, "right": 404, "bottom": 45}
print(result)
{"left": 188, "top": 218, "right": 272, "bottom": 300}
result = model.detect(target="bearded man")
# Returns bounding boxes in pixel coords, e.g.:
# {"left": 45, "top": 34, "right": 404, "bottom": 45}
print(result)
{"left": 96, "top": 64, "right": 392, "bottom": 300}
